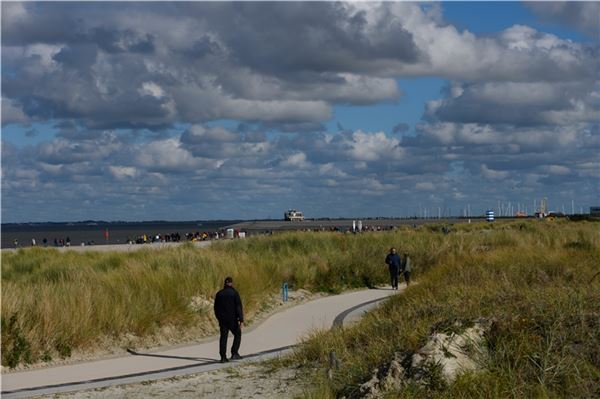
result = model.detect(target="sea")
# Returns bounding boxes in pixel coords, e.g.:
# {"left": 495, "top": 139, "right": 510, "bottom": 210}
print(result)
{"left": 0, "top": 221, "right": 240, "bottom": 249}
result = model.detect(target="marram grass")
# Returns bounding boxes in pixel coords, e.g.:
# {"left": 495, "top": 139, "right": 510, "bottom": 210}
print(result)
{"left": 2, "top": 230, "right": 393, "bottom": 367}
{"left": 294, "top": 220, "right": 600, "bottom": 398}
{"left": 2, "top": 219, "right": 598, "bottom": 399}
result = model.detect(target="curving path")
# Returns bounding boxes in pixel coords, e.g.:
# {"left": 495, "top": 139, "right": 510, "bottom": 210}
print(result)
{"left": 1, "top": 287, "right": 401, "bottom": 398}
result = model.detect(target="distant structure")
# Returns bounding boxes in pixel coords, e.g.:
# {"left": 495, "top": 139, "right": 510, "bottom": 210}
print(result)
{"left": 535, "top": 197, "right": 548, "bottom": 218}
{"left": 284, "top": 209, "right": 304, "bottom": 221}
{"left": 590, "top": 207, "right": 600, "bottom": 217}
{"left": 485, "top": 210, "right": 495, "bottom": 222}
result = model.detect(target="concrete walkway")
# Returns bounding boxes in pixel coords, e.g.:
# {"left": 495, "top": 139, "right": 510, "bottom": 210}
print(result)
{"left": 1, "top": 287, "right": 400, "bottom": 398}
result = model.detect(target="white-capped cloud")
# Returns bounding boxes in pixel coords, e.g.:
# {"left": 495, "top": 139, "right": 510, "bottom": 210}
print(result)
{"left": 1, "top": 2, "right": 598, "bottom": 222}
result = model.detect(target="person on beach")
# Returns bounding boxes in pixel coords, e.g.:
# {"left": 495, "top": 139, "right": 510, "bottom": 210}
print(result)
{"left": 214, "top": 276, "right": 244, "bottom": 363}
{"left": 385, "top": 247, "right": 401, "bottom": 290}
{"left": 402, "top": 253, "right": 412, "bottom": 287}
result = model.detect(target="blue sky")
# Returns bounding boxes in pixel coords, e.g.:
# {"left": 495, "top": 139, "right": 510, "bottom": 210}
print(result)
{"left": 2, "top": 2, "right": 599, "bottom": 222}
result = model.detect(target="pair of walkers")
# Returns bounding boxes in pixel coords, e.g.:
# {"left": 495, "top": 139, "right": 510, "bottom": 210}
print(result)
{"left": 385, "top": 247, "right": 411, "bottom": 289}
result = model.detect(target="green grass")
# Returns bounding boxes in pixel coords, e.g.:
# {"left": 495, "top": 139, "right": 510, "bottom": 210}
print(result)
{"left": 2, "top": 220, "right": 598, "bottom": 399}
{"left": 1, "top": 229, "right": 395, "bottom": 367}
{"left": 293, "top": 220, "right": 600, "bottom": 398}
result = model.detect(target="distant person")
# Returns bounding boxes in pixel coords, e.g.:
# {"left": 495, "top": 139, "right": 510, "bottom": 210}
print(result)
{"left": 31, "top": 238, "right": 36, "bottom": 246}
{"left": 214, "top": 277, "right": 244, "bottom": 363}
{"left": 385, "top": 247, "right": 401, "bottom": 290}
{"left": 66, "top": 237, "right": 71, "bottom": 247}
{"left": 13, "top": 238, "right": 18, "bottom": 248}
{"left": 42, "top": 238, "right": 48, "bottom": 247}
{"left": 402, "top": 253, "right": 412, "bottom": 287}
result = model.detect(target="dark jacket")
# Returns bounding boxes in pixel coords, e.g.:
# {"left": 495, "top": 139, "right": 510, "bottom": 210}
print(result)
{"left": 214, "top": 286, "right": 244, "bottom": 323}
{"left": 385, "top": 253, "right": 401, "bottom": 271}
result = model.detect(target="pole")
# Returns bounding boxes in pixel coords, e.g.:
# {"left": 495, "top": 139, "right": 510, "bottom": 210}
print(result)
{"left": 282, "top": 282, "right": 289, "bottom": 302}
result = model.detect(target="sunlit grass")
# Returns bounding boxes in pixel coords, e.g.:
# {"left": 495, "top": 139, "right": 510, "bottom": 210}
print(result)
{"left": 2, "top": 229, "right": 395, "bottom": 367}
{"left": 293, "top": 220, "right": 600, "bottom": 398}
{"left": 2, "top": 218, "right": 598, "bottom": 399}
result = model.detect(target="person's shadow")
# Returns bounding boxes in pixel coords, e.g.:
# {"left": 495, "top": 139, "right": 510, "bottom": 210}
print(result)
{"left": 126, "top": 349, "right": 218, "bottom": 364}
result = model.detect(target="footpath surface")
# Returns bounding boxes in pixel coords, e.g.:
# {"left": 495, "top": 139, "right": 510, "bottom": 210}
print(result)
{"left": 1, "top": 287, "right": 400, "bottom": 398}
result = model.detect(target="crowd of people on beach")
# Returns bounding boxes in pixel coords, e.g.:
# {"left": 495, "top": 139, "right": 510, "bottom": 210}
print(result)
{"left": 12, "top": 223, "right": 429, "bottom": 249}
{"left": 14, "top": 237, "right": 74, "bottom": 248}
{"left": 12, "top": 230, "right": 233, "bottom": 248}
{"left": 295, "top": 224, "right": 400, "bottom": 233}
{"left": 126, "top": 230, "right": 226, "bottom": 244}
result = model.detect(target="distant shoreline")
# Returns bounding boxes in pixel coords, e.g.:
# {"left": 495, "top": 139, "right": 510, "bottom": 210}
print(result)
{"left": 1, "top": 217, "right": 475, "bottom": 249}
{"left": 4, "top": 216, "right": 586, "bottom": 249}
{"left": 1, "top": 240, "right": 215, "bottom": 253}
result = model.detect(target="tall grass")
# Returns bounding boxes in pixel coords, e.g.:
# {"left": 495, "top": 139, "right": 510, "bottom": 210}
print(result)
{"left": 2, "top": 231, "right": 394, "bottom": 367}
{"left": 294, "top": 220, "right": 600, "bottom": 398}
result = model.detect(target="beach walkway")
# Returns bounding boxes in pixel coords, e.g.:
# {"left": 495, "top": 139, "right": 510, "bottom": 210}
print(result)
{"left": 1, "top": 287, "right": 400, "bottom": 398}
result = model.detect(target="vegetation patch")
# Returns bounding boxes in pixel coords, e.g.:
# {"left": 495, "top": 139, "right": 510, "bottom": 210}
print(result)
{"left": 1, "top": 230, "right": 393, "bottom": 368}
{"left": 295, "top": 220, "right": 600, "bottom": 398}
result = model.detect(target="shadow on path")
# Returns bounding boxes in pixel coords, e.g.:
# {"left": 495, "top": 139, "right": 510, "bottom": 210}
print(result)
{"left": 126, "top": 349, "right": 217, "bottom": 363}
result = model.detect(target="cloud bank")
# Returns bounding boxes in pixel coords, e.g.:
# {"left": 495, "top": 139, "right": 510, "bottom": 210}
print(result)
{"left": 2, "top": 2, "right": 598, "bottom": 221}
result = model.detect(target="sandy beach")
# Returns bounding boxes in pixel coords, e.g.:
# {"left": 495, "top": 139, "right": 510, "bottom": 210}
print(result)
{"left": 1, "top": 240, "right": 216, "bottom": 254}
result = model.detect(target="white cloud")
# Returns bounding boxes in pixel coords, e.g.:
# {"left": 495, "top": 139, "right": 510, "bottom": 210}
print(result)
{"left": 415, "top": 182, "right": 435, "bottom": 191}
{"left": 347, "top": 131, "right": 404, "bottom": 162}
{"left": 281, "top": 152, "right": 310, "bottom": 169}
{"left": 538, "top": 164, "right": 571, "bottom": 175}
{"left": 140, "top": 82, "right": 165, "bottom": 99}
{"left": 108, "top": 166, "right": 138, "bottom": 180}
{"left": 135, "top": 138, "right": 201, "bottom": 172}
{"left": 1, "top": 98, "right": 29, "bottom": 126}
{"left": 481, "top": 164, "right": 509, "bottom": 180}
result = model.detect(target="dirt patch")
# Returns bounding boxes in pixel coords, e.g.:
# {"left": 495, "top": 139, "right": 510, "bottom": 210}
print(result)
{"left": 41, "top": 361, "right": 311, "bottom": 399}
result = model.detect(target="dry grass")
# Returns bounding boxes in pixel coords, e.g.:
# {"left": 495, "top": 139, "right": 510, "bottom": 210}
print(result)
{"left": 2, "top": 231, "right": 392, "bottom": 367}
{"left": 3, "top": 219, "right": 598, "bottom": 399}
{"left": 294, "top": 220, "right": 600, "bottom": 398}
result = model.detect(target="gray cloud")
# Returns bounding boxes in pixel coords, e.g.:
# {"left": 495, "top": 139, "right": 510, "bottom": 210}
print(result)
{"left": 527, "top": 2, "right": 600, "bottom": 37}
{"left": 426, "top": 81, "right": 600, "bottom": 126}
{"left": 2, "top": 2, "right": 598, "bottom": 222}
{"left": 4, "top": 2, "right": 596, "bottom": 130}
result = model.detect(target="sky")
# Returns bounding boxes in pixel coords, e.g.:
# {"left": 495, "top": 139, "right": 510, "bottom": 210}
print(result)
{"left": 1, "top": 1, "right": 599, "bottom": 222}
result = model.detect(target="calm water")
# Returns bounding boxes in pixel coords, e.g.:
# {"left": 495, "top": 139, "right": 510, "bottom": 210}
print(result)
{"left": 1, "top": 221, "right": 239, "bottom": 248}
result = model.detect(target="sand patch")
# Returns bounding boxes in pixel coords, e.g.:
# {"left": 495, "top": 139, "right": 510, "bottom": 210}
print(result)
{"left": 40, "top": 361, "right": 311, "bottom": 399}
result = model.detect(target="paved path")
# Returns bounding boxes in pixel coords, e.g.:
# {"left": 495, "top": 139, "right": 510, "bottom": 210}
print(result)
{"left": 1, "top": 287, "right": 400, "bottom": 398}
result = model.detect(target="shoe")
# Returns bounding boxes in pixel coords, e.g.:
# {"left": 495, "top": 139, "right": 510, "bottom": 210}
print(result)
{"left": 220, "top": 357, "right": 229, "bottom": 363}
{"left": 230, "top": 353, "right": 243, "bottom": 360}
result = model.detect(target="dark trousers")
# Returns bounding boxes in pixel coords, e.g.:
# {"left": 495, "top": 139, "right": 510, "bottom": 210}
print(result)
{"left": 403, "top": 271, "right": 411, "bottom": 286}
{"left": 389, "top": 268, "right": 399, "bottom": 288}
{"left": 219, "top": 320, "right": 241, "bottom": 358}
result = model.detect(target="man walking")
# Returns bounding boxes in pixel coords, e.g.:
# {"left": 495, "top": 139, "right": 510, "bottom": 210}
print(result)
{"left": 402, "top": 253, "right": 412, "bottom": 287}
{"left": 214, "top": 277, "right": 244, "bottom": 363}
{"left": 385, "top": 247, "right": 401, "bottom": 290}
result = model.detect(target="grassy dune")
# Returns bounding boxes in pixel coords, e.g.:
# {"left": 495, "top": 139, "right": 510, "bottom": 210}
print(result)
{"left": 295, "top": 220, "right": 600, "bottom": 398}
{"left": 2, "top": 220, "right": 598, "bottom": 399}
{"left": 1, "top": 232, "right": 391, "bottom": 367}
